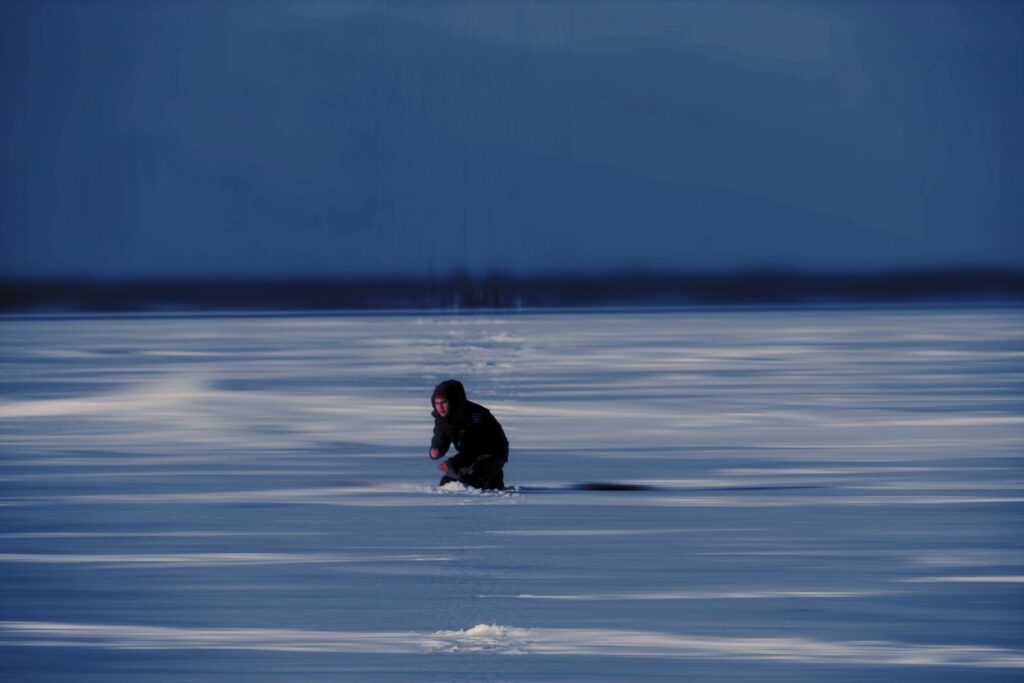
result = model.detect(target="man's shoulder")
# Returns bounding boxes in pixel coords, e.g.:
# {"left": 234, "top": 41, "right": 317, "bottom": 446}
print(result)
{"left": 460, "top": 401, "right": 492, "bottom": 421}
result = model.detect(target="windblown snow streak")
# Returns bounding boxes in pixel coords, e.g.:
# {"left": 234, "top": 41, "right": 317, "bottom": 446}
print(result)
{"left": 2, "top": 621, "right": 1023, "bottom": 668}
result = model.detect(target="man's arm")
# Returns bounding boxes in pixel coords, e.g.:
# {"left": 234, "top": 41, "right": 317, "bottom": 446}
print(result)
{"left": 430, "top": 419, "right": 451, "bottom": 459}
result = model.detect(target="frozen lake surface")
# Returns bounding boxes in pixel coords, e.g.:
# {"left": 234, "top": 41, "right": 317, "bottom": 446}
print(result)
{"left": 1, "top": 306, "right": 1022, "bottom": 681}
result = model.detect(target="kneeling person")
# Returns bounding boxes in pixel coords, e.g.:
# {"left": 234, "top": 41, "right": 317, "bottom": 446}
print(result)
{"left": 429, "top": 379, "right": 508, "bottom": 490}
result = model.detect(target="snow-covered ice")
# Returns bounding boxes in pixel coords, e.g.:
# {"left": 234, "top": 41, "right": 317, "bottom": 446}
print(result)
{"left": 1, "top": 306, "right": 1022, "bottom": 681}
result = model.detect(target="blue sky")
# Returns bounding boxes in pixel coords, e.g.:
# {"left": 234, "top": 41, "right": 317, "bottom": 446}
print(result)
{"left": 1, "top": 0, "right": 1021, "bottom": 279}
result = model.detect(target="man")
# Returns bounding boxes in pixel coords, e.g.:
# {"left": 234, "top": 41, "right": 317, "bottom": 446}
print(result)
{"left": 429, "top": 379, "right": 508, "bottom": 490}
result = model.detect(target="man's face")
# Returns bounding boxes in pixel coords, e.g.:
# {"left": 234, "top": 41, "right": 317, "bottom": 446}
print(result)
{"left": 433, "top": 397, "right": 449, "bottom": 417}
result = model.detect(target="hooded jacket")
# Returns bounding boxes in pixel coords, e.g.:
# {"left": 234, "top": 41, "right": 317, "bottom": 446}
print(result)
{"left": 430, "top": 379, "right": 509, "bottom": 463}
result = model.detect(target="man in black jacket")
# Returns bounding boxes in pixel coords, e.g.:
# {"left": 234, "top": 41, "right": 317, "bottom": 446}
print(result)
{"left": 429, "top": 379, "right": 508, "bottom": 490}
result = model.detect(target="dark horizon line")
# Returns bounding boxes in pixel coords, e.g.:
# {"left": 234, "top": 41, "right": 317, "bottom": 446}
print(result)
{"left": 2, "top": 267, "right": 1022, "bottom": 313}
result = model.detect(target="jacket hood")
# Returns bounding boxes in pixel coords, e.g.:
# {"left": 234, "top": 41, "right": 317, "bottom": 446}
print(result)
{"left": 431, "top": 379, "right": 467, "bottom": 415}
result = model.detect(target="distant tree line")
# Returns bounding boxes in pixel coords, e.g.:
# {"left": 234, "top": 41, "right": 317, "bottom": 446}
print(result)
{"left": 1, "top": 269, "right": 1022, "bottom": 313}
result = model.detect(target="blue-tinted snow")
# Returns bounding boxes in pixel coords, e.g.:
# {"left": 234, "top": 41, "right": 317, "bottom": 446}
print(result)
{"left": 1, "top": 307, "right": 1022, "bottom": 681}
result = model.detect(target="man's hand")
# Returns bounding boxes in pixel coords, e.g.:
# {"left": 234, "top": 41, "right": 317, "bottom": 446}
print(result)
{"left": 430, "top": 448, "right": 441, "bottom": 460}
{"left": 437, "top": 460, "right": 463, "bottom": 480}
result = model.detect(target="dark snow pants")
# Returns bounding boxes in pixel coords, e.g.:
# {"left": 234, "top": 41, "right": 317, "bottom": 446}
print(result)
{"left": 439, "top": 453, "right": 506, "bottom": 490}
